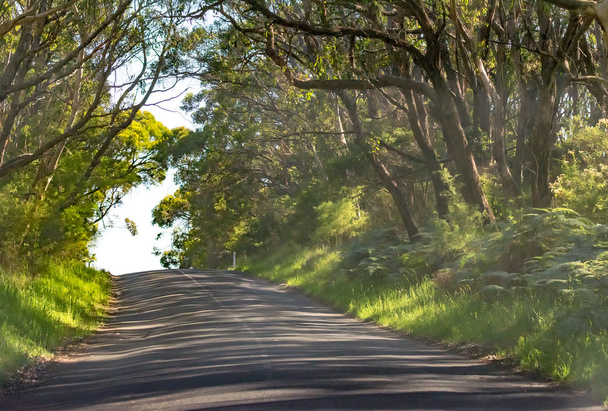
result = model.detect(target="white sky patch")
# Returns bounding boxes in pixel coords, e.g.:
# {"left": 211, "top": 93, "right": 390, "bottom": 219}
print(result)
{"left": 91, "top": 77, "right": 200, "bottom": 275}
{"left": 91, "top": 172, "right": 178, "bottom": 275}
{"left": 144, "top": 76, "right": 198, "bottom": 129}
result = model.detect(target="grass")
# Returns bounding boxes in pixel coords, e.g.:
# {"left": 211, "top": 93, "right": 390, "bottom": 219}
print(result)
{"left": 242, "top": 237, "right": 608, "bottom": 405}
{"left": 0, "top": 260, "right": 111, "bottom": 385}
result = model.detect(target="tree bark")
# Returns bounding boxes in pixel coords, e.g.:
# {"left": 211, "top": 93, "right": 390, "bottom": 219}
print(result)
{"left": 529, "top": 11, "right": 592, "bottom": 207}
{"left": 476, "top": 58, "right": 522, "bottom": 198}
{"left": 378, "top": 87, "right": 450, "bottom": 221}
{"left": 510, "top": 12, "right": 535, "bottom": 189}
{"left": 403, "top": 91, "right": 451, "bottom": 221}
{"left": 338, "top": 92, "right": 421, "bottom": 241}
{"left": 0, "top": 21, "right": 35, "bottom": 164}
{"left": 530, "top": 81, "right": 557, "bottom": 208}
{"left": 429, "top": 74, "right": 496, "bottom": 222}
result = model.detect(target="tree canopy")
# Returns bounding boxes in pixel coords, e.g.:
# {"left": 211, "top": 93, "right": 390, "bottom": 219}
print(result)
{"left": 2, "top": 0, "right": 608, "bottom": 269}
{"left": 148, "top": 0, "right": 608, "bottom": 267}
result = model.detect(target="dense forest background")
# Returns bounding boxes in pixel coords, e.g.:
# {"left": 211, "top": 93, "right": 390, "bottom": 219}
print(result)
{"left": 3, "top": 0, "right": 608, "bottom": 401}
{"left": 1, "top": 0, "right": 607, "bottom": 268}
{"left": 149, "top": 0, "right": 608, "bottom": 267}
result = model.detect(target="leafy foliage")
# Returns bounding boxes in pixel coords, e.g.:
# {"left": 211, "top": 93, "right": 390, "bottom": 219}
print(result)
{"left": 0, "top": 111, "right": 171, "bottom": 266}
{"left": 340, "top": 228, "right": 428, "bottom": 284}
{"left": 553, "top": 121, "right": 608, "bottom": 223}
{"left": 314, "top": 195, "right": 368, "bottom": 245}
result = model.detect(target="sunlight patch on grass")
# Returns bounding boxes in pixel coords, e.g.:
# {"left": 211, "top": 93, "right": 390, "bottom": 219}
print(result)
{"left": 0, "top": 261, "right": 111, "bottom": 385}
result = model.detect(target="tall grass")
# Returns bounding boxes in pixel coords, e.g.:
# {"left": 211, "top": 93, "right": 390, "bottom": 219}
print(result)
{"left": 242, "top": 242, "right": 608, "bottom": 404}
{"left": 0, "top": 260, "right": 111, "bottom": 385}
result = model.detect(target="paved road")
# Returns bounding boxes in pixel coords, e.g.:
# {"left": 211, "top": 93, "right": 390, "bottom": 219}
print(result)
{"left": 1, "top": 269, "right": 603, "bottom": 410}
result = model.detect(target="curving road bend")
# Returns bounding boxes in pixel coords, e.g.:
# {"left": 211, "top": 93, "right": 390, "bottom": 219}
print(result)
{"left": 1, "top": 269, "right": 603, "bottom": 410}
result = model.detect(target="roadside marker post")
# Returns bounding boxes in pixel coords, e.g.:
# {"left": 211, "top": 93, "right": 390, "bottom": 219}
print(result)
{"left": 233, "top": 252, "right": 236, "bottom": 269}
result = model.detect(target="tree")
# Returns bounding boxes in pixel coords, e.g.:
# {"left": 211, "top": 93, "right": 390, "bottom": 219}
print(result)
{"left": 0, "top": 0, "right": 222, "bottom": 265}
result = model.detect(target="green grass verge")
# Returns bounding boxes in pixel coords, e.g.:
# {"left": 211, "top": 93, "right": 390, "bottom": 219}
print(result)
{"left": 242, "top": 242, "right": 608, "bottom": 405}
{"left": 0, "top": 260, "right": 111, "bottom": 385}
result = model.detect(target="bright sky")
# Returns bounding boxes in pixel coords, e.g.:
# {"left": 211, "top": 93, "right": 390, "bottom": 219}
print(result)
{"left": 91, "top": 78, "right": 198, "bottom": 275}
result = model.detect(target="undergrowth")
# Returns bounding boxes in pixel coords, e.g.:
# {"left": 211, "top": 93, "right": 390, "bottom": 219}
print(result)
{"left": 0, "top": 260, "right": 111, "bottom": 386}
{"left": 242, "top": 208, "right": 608, "bottom": 405}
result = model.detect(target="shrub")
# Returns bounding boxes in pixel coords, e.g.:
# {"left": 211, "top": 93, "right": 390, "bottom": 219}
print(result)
{"left": 553, "top": 120, "right": 608, "bottom": 223}
{"left": 313, "top": 196, "right": 368, "bottom": 245}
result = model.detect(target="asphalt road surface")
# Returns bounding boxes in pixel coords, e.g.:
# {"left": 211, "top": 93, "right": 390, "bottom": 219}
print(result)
{"left": 1, "top": 269, "right": 604, "bottom": 410}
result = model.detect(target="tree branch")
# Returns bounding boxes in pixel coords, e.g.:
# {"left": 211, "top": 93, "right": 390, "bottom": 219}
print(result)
{"left": 540, "top": 0, "right": 596, "bottom": 13}
{"left": 291, "top": 76, "right": 436, "bottom": 100}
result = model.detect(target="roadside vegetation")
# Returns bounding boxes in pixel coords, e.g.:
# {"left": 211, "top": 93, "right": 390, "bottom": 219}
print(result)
{"left": 0, "top": 261, "right": 111, "bottom": 386}
{"left": 242, "top": 206, "right": 608, "bottom": 403}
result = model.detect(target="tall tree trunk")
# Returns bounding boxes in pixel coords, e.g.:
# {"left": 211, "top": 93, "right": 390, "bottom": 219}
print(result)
{"left": 429, "top": 74, "right": 496, "bottom": 222}
{"left": 332, "top": 94, "right": 348, "bottom": 148}
{"left": 511, "top": 21, "right": 535, "bottom": 188}
{"left": 529, "top": 10, "right": 591, "bottom": 207}
{"left": 403, "top": 91, "right": 450, "bottom": 220}
{"left": 514, "top": 85, "right": 535, "bottom": 188}
{"left": 530, "top": 80, "right": 557, "bottom": 207}
{"left": 339, "top": 92, "right": 421, "bottom": 241}
{"left": 0, "top": 23, "right": 35, "bottom": 165}
{"left": 476, "top": 58, "right": 522, "bottom": 198}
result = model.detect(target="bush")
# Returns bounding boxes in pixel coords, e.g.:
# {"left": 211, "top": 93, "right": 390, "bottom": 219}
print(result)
{"left": 553, "top": 120, "right": 608, "bottom": 223}
{"left": 313, "top": 196, "right": 368, "bottom": 245}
